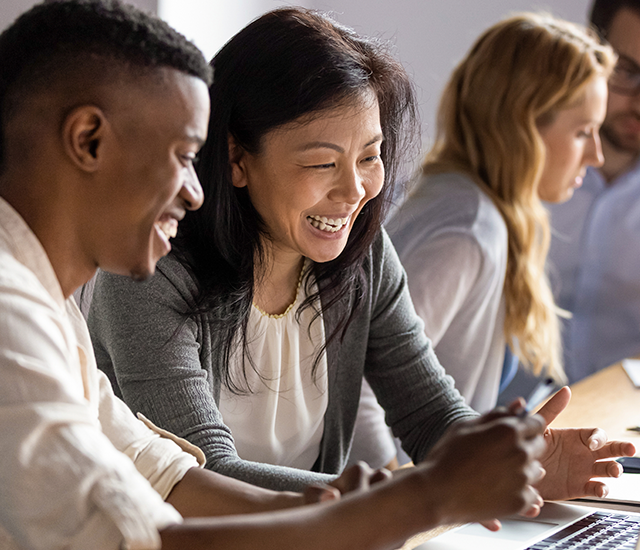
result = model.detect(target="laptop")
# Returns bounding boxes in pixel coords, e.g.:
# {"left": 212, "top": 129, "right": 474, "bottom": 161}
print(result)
{"left": 415, "top": 497, "right": 640, "bottom": 550}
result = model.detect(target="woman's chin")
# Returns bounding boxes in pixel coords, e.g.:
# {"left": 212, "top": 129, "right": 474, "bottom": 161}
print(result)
{"left": 304, "top": 243, "right": 349, "bottom": 264}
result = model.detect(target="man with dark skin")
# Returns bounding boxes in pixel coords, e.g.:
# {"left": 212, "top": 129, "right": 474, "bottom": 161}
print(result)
{"left": 0, "top": 2, "right": 632, "bottom": 550}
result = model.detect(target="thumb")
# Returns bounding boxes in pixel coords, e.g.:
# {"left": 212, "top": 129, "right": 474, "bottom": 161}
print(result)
{"left": 536, "top": 386, "right": 571, "bottom": 426}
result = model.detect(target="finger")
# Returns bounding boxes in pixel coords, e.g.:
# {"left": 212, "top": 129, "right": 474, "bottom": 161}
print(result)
{"left": 522, "top": 487, "right": 544, "bottom": 518}
{"left": 527, "top": 429, "right": 548, "bottom": 458}
{"left": 592, "top": 459, "right": 623, "bottom": 478}
{"left": 594, "top": 440, "right": 636, "bottom": 460}
{"left": 369, "top": 468, "right": 392, "bottom": 485}
{"left": 472, "top": 406, "right": 511, "bottom": 425}
{"left": 507, "top": 397, "right": 526, "bottom": 416}
{"left": 522, "top": 503, "right": 542, "bottom": 518}
{"left": 480, "top": 519, "right": 502, "bottom": 531}
{"left": 583, "top": 480, "right": 609, "bottom": 499}
{"left": 304, "top": 484, "right": 340, "bottom": 504}
{"left": 585, "top": 428, "right": 608, "bottom": 451}
{"left": 519, "top": 485, "right": 543, "bottom": 516}
{"left": 536, "top": 386, "right": 571, "bottom": 426}
{"left": 329, "top": 462, "right": 374, "bottom": 494}
{"left": 528, "top": 462, "right": 546, "bottom": 485}
{"left": 519, "top": 414, "right": 546, "bottom": 441}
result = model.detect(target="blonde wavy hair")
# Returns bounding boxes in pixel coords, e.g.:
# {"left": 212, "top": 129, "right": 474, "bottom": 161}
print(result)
{"left": 423, "top": 12, "right": 615, "bottom": 381}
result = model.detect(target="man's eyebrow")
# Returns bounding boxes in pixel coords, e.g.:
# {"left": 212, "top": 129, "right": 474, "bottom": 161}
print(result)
{"left": 295, "top": 134, "right": 384, "bottom": 153}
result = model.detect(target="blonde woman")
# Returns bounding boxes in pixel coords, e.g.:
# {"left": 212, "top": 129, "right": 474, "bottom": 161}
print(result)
{"left": 387, "top": 13, "right": 615, "bottom": 412}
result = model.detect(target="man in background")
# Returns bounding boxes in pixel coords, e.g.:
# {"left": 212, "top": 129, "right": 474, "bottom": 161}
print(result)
{"left": 547, "top": 0, "right": 640, "bottom": 382}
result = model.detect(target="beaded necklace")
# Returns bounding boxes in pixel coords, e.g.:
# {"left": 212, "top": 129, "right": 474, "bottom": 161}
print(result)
{"left": 253, "top": 262, "right": 305, "bottom": 319}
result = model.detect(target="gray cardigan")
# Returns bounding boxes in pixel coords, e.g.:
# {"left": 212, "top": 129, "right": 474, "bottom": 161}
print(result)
{"left": 88, "top": 229, "right": 476, "bottom": 492}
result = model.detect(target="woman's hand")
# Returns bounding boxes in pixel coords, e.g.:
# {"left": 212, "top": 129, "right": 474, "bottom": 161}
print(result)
{"left": 303, "top": 462, "right": 392, "bottom": 504}
{"left": 533, "top": 386, "right": 636, "bottom": 501}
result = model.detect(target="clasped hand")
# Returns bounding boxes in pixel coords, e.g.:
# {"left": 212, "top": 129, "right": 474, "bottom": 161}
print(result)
{"left": 304, "top": 386, "right": 636, "bottom": 532}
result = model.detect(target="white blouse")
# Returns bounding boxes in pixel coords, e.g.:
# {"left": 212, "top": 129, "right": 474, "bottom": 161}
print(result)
{"left": 218, "top": 273, "right": 329, "bottom": 470}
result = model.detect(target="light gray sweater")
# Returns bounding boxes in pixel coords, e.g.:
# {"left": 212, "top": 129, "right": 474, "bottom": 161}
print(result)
{"left": 388, "top": 172, "right": 508, "bottom": 413}
{"left": 88, "top": 229, "right": 476, "bottom": 492}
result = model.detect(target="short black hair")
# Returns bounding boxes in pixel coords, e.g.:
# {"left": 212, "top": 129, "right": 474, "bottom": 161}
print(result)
{"left": 590, "top": 0, "right": 640, "bottom": 36}
{"left": 0, "top": 0, "right": 212, "bottom": 170}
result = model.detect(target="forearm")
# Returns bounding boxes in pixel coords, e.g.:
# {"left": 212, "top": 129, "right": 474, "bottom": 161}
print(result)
{"left": 160, "top": 410, "right": 549, "bottom": 549}
{"left": 166, "top": 467, "right": 306, "bottom": 517}
{"left": 161, "top": 470, "right": 440, "bottom": 550}
{"left": 204, "top": 450, "right": 338, "bottom": 492}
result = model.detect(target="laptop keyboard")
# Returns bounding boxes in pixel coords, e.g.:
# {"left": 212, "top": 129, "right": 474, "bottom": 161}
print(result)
{"left": 526, "top": 511, "right": 640, "bottom": 549}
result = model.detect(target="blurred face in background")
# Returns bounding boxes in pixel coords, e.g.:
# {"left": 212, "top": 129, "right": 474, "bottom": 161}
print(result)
{"left": 537, "top": 75, "right": 608, "bottom": 203}
{"left": 600, "top": 7, "right": 640, "bottom": 153}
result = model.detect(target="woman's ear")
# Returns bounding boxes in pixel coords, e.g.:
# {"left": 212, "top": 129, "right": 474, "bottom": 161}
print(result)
{"left": 228, "top": 134, "right": 248, "bottom": 188}
{"left": 62, "top": 105, "right": 110, "bottom": 172}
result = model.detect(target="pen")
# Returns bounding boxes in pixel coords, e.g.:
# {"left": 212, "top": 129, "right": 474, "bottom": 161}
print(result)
{"left": 518, "top": 376, "right": 556, "bottom": 417}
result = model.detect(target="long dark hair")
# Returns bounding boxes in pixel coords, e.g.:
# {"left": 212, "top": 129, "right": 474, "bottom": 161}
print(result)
{"left": 173, "top": 7, "right": 417, "bottom": 393}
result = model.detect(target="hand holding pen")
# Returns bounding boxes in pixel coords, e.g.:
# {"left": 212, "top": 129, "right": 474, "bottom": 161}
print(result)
{"left": 517, "top": 377, "right": 557, "bottom": 417}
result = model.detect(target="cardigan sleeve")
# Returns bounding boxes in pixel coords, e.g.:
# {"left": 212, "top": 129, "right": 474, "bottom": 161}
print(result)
{"left": 362, "top": 230, "right": 478, "bottom": 463}
{"left": 88, "top": 258, "right": 336, "bottom": 493}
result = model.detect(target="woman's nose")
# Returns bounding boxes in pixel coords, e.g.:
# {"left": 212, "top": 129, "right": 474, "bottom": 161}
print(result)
{"left": 329, "top": 169, "right": 366, "bottom": 205}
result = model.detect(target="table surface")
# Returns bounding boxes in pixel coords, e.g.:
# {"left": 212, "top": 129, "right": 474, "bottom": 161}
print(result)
{"left": 399, "top": 362, "right": 640, "bottom": 549}
{"left": 544, "top": 363, "right": 640, "bottom": 450}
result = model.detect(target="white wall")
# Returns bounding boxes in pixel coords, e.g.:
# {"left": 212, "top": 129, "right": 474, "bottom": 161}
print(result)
{"left": 1, "top": 0, "right": 592, "bottom": 153}
{"left": 307, "top": 0, "right": 590, "bottom": 149}
{"left": 158, "top": 0, "right": 313, "bottom": 62}
{"left": 157, "top": 0, "right": 591, "bottom": 152}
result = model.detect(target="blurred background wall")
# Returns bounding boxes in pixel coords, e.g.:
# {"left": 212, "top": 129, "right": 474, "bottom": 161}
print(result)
{"left": 1, "top": 0, "right": 591, "bottom": 156}
{"left": 0, "top": 0, "right": 595, "bottom": 399}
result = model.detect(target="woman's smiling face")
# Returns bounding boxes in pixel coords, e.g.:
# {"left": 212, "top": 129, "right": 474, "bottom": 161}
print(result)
{"left": 231, "top": 92, "right": 384, "bottom": 266}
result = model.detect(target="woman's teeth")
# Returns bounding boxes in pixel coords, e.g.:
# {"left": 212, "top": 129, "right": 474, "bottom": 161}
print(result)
{"left": 156, "top": 219, "right": 178, "bottom": 239}
{"left": 307, "top": 215, "right": 348, "bottom": 233}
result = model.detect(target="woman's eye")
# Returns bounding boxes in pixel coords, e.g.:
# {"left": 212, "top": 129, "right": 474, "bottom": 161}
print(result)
{"left": 364, "top": 155, "right": 380, "bottom": 162}
{"left": 310, "top": 162, "right": 335, "bottom": 169}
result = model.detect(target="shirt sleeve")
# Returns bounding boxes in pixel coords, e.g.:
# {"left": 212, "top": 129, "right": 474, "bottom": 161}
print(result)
{"left": 0, "top": 267, "right": 189, "bottom": 550}
{"left": 88, "top": 262, "right": 337, "bottom": 493}
{"left": 400, "top": 232, "right": 483, "bottom": 346}
{"left": 362, "top": 230, "right": 479, "bottom": 463}
{"left": 400, "top": 231, "right": 505, "bottom": 409}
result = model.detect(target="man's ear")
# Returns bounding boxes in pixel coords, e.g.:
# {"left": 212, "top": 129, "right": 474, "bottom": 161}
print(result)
{"left": 62, "top": 105, "right": 108, "bottom": 172}
{"left": 228, "top": 134, "right": 249, "bottom": 188}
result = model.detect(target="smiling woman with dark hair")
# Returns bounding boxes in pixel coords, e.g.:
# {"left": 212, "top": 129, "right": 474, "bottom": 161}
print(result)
{"left": 89, "top": 7, "right": 441, "bottom": 491}
{"left": 88, "top": 6, "right": 631, "bottom": 512}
